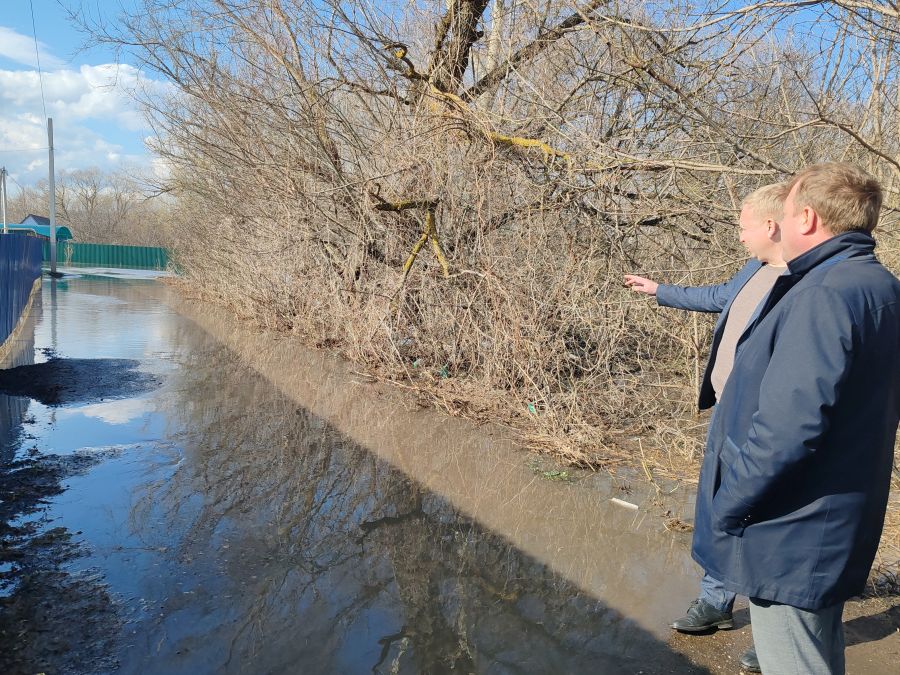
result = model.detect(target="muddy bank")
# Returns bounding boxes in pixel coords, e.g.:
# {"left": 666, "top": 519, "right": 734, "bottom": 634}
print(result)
{"left": 0, "top": 358, "right": 159, "bottom": 406}
{"left": 0, "top": 450, "right": 123, "bottom": 674}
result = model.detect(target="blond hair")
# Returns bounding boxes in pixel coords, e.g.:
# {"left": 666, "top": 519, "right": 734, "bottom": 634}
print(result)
{"left": 742, "top": 182, "right": 788, "bottom": 221}
{"left": 786, "top": 162, "right": 882, "bottom": 234}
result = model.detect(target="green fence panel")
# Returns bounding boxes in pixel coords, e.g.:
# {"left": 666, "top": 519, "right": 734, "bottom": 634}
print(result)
{"left": 42, "top": 241, "right": 169, "bottom": 270}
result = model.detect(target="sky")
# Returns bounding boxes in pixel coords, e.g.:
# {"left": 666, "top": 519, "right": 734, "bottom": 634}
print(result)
{"left": 0, "top": 0, "right": 166, "bottom": 192}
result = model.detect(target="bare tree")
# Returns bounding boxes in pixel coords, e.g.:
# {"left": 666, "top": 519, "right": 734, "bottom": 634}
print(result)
{"left": 8, "top": 167, "right": 174, "bottom": 246}
{"left": 78, "top": 0, "right": 898, "bottom": 481}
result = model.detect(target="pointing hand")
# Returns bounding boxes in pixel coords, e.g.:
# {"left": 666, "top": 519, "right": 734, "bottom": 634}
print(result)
{"left": 624, "top": 275, "right": 659, "bottom": 296}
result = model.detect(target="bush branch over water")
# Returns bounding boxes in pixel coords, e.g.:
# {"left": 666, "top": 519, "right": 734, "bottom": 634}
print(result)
{"left": 84, "top": 0, "right": 900, "bottom": 569}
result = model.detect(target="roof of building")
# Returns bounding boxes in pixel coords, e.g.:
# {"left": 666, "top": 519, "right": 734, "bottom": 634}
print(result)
{"left": 21, "top": 214, "right": 52, "bottom": 226}
{"left": 7, "top": 219, "right": 74, "bottom": 241}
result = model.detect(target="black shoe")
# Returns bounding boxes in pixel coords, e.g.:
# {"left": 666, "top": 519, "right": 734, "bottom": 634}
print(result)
{"left": 740, "top": 646, "right": 761, "bottom": 673}
{"left": 670, "top": 599, "right": 734, "bottom": 632}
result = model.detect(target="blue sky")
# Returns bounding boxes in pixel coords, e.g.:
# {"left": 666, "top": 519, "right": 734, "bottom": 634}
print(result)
{"left": 0, "top": 0, "right": 164, "bottom": 191}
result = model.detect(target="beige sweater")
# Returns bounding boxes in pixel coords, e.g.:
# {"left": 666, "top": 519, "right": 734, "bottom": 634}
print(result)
{"left": 710, "top": 264, "right": 786, "bottom": 399}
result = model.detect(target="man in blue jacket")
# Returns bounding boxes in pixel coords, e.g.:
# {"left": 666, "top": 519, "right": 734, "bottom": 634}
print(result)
{"left": 625, "top": 184, "right": 787, "bottom": 654}
{"left": 693, "top": 162, "right": 900, "bottom": 673}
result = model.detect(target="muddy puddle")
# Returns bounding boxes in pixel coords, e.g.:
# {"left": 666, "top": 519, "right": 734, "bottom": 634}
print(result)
{"left": 1, "top": 274, "right": 896, "bottom": 674}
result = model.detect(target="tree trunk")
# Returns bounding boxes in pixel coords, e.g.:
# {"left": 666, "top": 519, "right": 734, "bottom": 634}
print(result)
{"left": 428, "top": 0, "right": 490, "bottom": 94}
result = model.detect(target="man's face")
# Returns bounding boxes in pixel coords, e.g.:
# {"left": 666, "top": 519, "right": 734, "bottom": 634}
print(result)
{"left": 738, "top": 205, "right": 774, "bottom": 261}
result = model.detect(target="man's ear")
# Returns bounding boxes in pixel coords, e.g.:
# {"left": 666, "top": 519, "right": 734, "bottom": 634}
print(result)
{"left": 798, "top": 206, "right": 817, "bottom": 235}
{"left": 766, "top": 218, "right": 780, "bottom": 241}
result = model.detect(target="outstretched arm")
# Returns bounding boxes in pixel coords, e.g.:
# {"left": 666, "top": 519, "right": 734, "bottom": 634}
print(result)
{"left": 626, "top": 260, "right": 760, "bottom": 313}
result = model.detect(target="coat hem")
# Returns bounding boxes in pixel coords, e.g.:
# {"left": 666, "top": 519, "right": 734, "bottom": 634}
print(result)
{"left": 691, "top": 549, "right": 858, "bottom": 611}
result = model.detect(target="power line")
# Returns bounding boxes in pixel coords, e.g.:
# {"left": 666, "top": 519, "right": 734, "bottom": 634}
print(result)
{"left": 29, "top": 0, "right": 48, "bottom": 122}
{"left": 7, "top": 173, "right": 26, "bottom": 193}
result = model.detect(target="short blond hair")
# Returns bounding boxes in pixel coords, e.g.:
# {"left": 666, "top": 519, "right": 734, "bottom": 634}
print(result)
{"left": 786, "top": 162, "right": 882, "bottom": 234}
{"left": 742, "top": 182, "right": 788, "bottom": 221}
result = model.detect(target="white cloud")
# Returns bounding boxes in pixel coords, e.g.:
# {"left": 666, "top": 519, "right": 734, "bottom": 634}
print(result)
{"left": 0, "top": 111, "right": 44, "bottom": 148}
{"left": 0, "top": 26, "right": 65, "bottom": 69}
{"left": 0, "top": 63, "right": 172, "bottom": 187}
{"left": 0, "top": 63, "right": 166, "bottom": 130}
{"left": 62, "top": 397, "right": 151, "bottom": 425}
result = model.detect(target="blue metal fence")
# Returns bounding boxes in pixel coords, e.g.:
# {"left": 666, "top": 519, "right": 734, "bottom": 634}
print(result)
{"left": 1, "top": 233, "right": 43, "bottom": 348}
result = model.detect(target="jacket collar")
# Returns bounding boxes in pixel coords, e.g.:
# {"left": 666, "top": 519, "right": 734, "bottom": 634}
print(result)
{"left": 786, "top": 230, "right": 876, "bottom": 276}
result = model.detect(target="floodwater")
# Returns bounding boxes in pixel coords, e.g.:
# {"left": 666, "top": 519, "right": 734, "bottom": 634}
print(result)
{"left": 0, "top": 274, "right": 710, "bottom": 674}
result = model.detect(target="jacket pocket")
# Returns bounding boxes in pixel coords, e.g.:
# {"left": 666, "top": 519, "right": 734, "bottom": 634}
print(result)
{"left": 713, "top": 436, "right": 748, "bottom": 536}
{"left": 712, "top": 435, "right": 741, "bottom": 499}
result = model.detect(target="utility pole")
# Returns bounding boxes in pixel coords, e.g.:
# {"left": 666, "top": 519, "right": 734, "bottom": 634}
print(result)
{"left": 1, "top": 167, "right": 7, "bottom": 234}
{"left": 47, "top": 118, "right": 57, "bottom": 275}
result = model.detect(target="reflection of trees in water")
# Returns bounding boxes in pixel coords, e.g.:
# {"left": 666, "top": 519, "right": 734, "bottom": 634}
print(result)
{"left": 363, "top": 498, "right": 645, "bottom": 673}
{"left": 145, "top": 338, "right": 667, "bottom": 673}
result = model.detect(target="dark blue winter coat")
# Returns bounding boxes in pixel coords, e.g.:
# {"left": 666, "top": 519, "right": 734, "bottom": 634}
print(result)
{"left": 692, "top": 231, "right": 900, "bottom": 610}
{"left": 657, "top": 259, "right": 763, "bottom": 409}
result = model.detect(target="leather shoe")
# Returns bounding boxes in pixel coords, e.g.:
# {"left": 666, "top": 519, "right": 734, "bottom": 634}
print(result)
{"left": 670, "top": 599, "right": 734, "bottom": 632}
{"left": 740, "top": 646, "right": 761, "bottom": 673}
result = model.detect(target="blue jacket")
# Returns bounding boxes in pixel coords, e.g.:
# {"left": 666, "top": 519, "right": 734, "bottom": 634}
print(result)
{"left": 692, "top": 231, "right": 900, "bottom": 609}
{"left": 657, "top": 259, "right": 763, "bottom": 409}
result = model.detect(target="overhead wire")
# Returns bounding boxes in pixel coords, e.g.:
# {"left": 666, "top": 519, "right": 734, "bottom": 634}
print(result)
{"left": 0, "top": 3, "right": 54, "bottom": 198}
{"left": 29, "top": 0, "right": 48, "bottom": 122}
{"left": 7, "top": 172, "right": 28, "bottom": 195}
{"left": 0, "top": 4, "right": 51, "bottom": 160}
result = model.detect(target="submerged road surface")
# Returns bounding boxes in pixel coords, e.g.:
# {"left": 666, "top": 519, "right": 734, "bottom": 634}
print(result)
{"left": 1, "top": 273, "right": 896, "bottom": 674}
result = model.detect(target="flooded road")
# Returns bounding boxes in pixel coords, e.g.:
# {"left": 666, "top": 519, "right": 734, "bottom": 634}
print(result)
{"left": 2, "top": 274, "right": 895, "bottom": 673}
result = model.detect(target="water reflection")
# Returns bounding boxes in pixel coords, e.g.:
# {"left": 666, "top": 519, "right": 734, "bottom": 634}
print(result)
{"left": 1, "top": 275, "right": 707, "bottom": 674}
{"left": 175, "top": 295, "right": 699, "bottom": 634}
{"left": 116, "top": 322, "right": 705, "bottom": 673}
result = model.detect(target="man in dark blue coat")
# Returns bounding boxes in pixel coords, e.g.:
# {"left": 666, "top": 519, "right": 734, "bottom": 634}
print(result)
{"left": 693, "top": 162, "right": 900, "bottom": 673}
